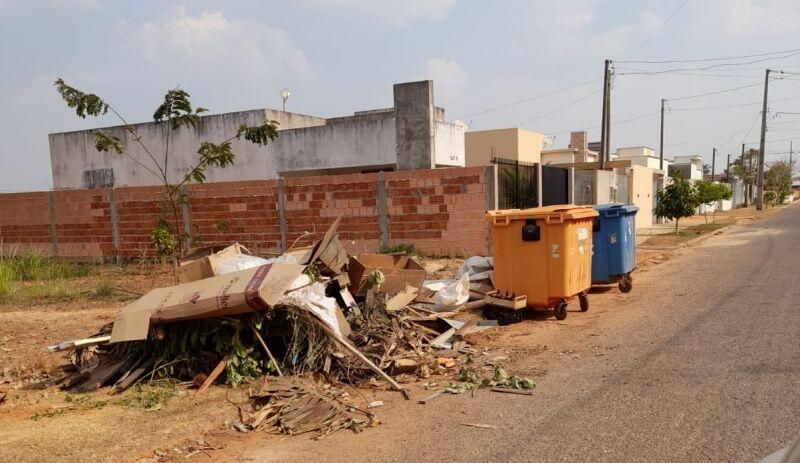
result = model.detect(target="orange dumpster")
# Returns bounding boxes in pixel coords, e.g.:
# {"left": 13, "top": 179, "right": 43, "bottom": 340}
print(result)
{"left": 486, "top": 205, "right": 598, "bottom": 320}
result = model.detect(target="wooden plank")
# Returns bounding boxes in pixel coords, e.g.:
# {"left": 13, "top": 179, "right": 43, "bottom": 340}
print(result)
{"left": 491, "top": 387, "right": 536, "bottom": 396}
{"left": 197, "top": 356, "right": 229, "bottom": 394}
{"left": 428, "top": 328, "right": 456, "bottom": 349}
{"left": 418, "top": 391, "right": 443, "bottom": 404}
{"left": 386, "top": 286, "right": 419, "bottom": 312}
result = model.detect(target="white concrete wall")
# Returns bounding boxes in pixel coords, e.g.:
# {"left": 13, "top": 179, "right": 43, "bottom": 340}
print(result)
{"left": 541, "top": 150, "right": 577, "bottom": 165}
{"left": 434, "top": 121, "right": 465, "bottom": 167}
{"left": 49, "top": 109, "right": 328, "bottom": 189}
{"left": 273, "top": 115, "right": 397, "bottom": 173}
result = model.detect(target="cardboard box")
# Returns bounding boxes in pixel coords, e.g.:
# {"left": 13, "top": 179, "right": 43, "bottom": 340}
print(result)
{"left": 348, "top": 254, "right": 428, "bottom": 297}
{"left": 176, "top": 243, "right": 250, "bottom": 283}
{"left": 110, "top": 263, "right": 305, "bottom": 343}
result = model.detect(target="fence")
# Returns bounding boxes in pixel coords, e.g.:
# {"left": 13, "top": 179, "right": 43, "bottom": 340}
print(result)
{"left": 0, "top": 166, "right": 494, "bottom": 261}
{"left": 492, "top": 157, "right": 537, "bottom": 209}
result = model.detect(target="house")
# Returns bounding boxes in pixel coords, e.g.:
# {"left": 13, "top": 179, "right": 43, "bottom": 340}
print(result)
{"left": 669, "top": 155, "right": 704, "bottom": 181}
{"left": 48, "top": 80, "right": 466, "bottom": 189}
{"left": 540, "top": 132, "right": 599, "bottom": 165}
{"left": 464, "top": 128, "right": 545, "bottom": 166}
{"left": 614, "top": 146, "right": 671, "bottom": 171}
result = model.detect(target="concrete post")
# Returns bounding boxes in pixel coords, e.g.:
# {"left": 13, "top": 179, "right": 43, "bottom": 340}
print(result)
{"left": 484, "top": 165, "right": 498, "bottom": 211}
{"left": 536, "top": 163, "right": 543, "bottom": 207}
{"left": 108, "top": 188, "right": 121, "bottom": 263}
{"left": 47, "top": 191, "right": 58, "bottom": 257}
{"left": 278, "top": 178, "right": 287, "bottom": 253}
{"left": 180, "top": 186, "right": 192, "bottom": 251}
{"left": 376, "top": 172, "right": 390, "bottom": 249}
{"left": 394, "top": 80, "right": 435, "bottom": 171}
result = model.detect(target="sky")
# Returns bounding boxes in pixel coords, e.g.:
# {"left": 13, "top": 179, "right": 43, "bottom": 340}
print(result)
{"left": 1, "top": 0, "right": 800, "bottom": 191}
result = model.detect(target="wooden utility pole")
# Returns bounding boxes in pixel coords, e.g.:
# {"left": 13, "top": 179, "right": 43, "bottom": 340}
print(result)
{"left": 600, "top": 59, "right": 611, "bottom": 170}
{"left": 659, "top": 98, "right": 666, "bottom": 171}
{"left": 711, "top": 147, "right": 717, "bottom": 179}
{"left": 756, "top": 69, "right": 770, "bottom": 210}
{"left": 790, "top": 141, "right": 794, "bottom": 175}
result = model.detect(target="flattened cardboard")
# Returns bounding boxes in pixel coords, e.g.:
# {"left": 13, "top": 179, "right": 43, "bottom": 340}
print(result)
{"left": 177, "top": 243, "right": 251, "bottom": 283}
{"left": 110, "top": 263, "right": 305, "bottom": 343}
{"left": 348, "top": 254, "right": 428, "bottom": 297}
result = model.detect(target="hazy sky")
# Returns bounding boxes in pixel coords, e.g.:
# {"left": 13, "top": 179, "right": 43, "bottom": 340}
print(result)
{"left": 1, "top": 0, "right": 799, "bottom": 191}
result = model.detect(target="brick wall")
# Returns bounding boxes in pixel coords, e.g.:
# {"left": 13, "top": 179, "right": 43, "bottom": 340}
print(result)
{"left": 0, "top": 166, "right": 493, "bottom": 260}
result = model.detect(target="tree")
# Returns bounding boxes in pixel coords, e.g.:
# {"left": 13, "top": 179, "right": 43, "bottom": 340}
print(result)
{"left": 54, "top": 78, "right": 279, "bottom": 262}
{"left": 654, "top": 171, "right": 699, "bottom": 234}
{"left": 764, "top": 160, "right": 792, "bottom": 207}
{"left": 695, "top": 180, "right": 732, "bottom": 224}
{"left": 731, "top": 148, "right": 759, "bottom": 205}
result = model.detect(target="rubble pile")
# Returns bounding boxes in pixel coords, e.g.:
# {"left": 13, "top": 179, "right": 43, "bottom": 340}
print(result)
{"left": 48, "top": 217, "right": 509, "bottom": 436}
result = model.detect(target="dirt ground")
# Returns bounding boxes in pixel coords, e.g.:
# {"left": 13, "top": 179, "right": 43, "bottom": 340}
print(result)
{"left": 0, "top": 204, "right": 791, "bottom": 463}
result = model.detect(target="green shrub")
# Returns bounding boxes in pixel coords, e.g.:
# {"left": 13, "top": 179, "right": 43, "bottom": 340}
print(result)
{"left": 0, "top": 264, "right": 16, "bottom": 297}
{"left": 378, "top": 243, "right": 417, "bottom": 256}
{"left": 3, "top": 251, "right": 89, "bottom": 281}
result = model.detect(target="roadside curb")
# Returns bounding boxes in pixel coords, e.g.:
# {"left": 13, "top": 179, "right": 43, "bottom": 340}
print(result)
{"left": 638, "top": 223, "right": 735, "bottom": 252}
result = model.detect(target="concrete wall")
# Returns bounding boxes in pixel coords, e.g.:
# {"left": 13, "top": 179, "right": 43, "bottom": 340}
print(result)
{"left": 464, "top": 128, "right": 543, "bottom": 166}
{"left": 49, "top": 109, "right": 328, "bottom": 189}
{"left": 394, "top": 80, "right": 435, "bottom": 170}
{"left": 273, "top": 114, "right": 397, "bottom": 174}
{"left": 542, "top": 149, "right": 579, "bottom": 165}
{"left": 627, "top": 165, "right": 654, "bottom": 228}
{"left": 434, "top": 121, "right": 466, "bottom": 167}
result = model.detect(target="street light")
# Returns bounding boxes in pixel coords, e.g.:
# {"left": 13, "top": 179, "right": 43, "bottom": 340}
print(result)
{"left": 280, "top": 88, "right": 291, "bottom": 112}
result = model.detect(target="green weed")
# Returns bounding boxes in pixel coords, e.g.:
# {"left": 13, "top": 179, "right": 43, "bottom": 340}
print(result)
{"left": 378, "top": 243, "right": 418, "bottom": 256}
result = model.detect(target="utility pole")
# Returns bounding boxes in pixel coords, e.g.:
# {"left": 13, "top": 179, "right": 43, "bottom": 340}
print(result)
{"left": 726, "top": 154, "right": 731, "bottom": 179}
{"left": 756, "top": 69, "right": 770, "bottom": 210}
{"left": 659, "top": 98, "right": 666, "bottom": 171}
{"left": 600, "top": 59, "right": 611, "bottom": 170}
{"left": 711, "top": 147, "right": 716, "bottom": 180}
{"left": 790, "top": 141, "right": 794, "bottom": 175}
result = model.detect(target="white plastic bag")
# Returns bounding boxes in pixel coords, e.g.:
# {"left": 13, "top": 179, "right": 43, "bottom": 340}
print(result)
{"left": 214, "top": 254, "right": 271, "bottom": 275}
{"left": 280, "top": 282, "right": 345, "bottom": 338}
{"left": 422, "top": 273, "right": 470, "bottom": 308}
{"left": 456, "top": 256, "right": 495, "bottom": 293}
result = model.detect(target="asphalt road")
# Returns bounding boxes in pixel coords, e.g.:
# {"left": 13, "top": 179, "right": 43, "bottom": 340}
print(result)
{"left": 234, "top": 205, "right": 800, "bottom": 463}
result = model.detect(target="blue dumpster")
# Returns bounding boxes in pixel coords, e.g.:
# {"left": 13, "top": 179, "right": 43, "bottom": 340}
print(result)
{"left": 592, "top": 204, "right": 638, "bottom": 292}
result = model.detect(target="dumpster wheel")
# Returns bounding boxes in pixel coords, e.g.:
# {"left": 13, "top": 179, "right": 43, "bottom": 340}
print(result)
{"left": 554, "top": 301, "right": 568, "bottom": 320}
{"left": 618, "top": 274, "right": 633, "bottom": 293}
{"left": 578, "top": 293, "right": 589, "bottom": 312}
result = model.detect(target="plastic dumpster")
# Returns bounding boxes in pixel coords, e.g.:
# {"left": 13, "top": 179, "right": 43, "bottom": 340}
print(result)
{"left": 486, "top": 205, "right": 598, "bottom": 320}
{"left": 591, "top": 204, "right": 638, "bottom": 292}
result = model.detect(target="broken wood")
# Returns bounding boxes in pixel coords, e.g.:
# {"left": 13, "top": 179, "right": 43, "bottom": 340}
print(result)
{"left": 386, "top": 286, "right": 419, "bottom": 312}
{"left": 454, "top": 298, "right": 488, "bottom": 312}
{"left": 418, "top": 391, "right": 443, "bottom": 404}
{"left": 197, "top": 356, "right": 229, "bottom": 394}
{"left": 428, "top": 328, "right": 456, "bottom": 349}
{"left": 462, "top": 422, "right": 498, "bottom": 430}
{"left": 249, "top": 323, "right": 283, "bottom": 377}
{"left": 314, "top": 321, "right": 410, "bottom": 400}
{"left": 491, "top": 387, "right": 536, "bottom": 396}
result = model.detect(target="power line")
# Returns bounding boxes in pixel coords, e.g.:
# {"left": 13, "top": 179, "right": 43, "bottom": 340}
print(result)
{"left": 626, "top": 0, "right": 690, "bottom": 59}
{"left": 666, "top": 81, "right": 765, "bottom": 101}
{"left": 616, "top": 51, "right": 800, "bottom": 75}
{"left": 670, "top": 95, "right": 800, "bottom": 111}
{"left": 517, "top": 88, "right": 603, "bottom": 126}
{"left": 719, "top": 111, "right": 762, "bottom": 150}
{"left": 457, "top": 78, "right": 602, "bottom": 120}
{"left": 617, "top": 47, "right": 800, "bottom": 64}
{"left": 543, "top": 110, "right": 660, "bottom": 138}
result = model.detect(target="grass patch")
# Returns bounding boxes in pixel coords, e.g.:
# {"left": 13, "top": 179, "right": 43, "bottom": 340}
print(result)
{"left": 94, "top": 278, "right": 115, "bottom": 299}
{"left": 0, "top": 251, "right": 92, "bottom": 302}
{"left": 643, "top": 222, "right": 729, "bottom": 247}
{"left": 117, "top": 381, "right": 182, "bottom": 412}
{"left": 378, "top": 243, "right": 418, "bottom": 256}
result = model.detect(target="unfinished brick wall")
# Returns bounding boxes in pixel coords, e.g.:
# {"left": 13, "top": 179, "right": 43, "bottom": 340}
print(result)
{"left": 0, "top": 166, "right": 492, "bottom": 260}
{"left": 185, "top": 180, "right": 282, "bottom": 255}
{"left": 0, "top": 192, "right": 52, "bottom": 256}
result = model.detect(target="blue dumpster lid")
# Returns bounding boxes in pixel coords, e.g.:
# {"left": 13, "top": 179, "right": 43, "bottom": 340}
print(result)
{"left": 594, "top": 203, "right": 639, "bottom": 216}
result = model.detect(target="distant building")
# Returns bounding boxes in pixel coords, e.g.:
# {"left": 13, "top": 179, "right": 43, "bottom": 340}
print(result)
{"left": 669, "top": 155, "right": 704, "bottom": 181}
{"left": 614, "top": 146, "right": 670, "bottom": 172}
{"left": 49, "top": 80, "right": 466, "bottom": 189}
{"left": 541, "top": 131, "right": 598, "bottom": 165}
{"left": 464, "top": 128, "right": 545, "bottom": 166}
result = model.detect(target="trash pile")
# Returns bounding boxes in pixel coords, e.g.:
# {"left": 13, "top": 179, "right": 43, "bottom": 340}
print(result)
{"left": 48, "top": 217, "right": 508, "bottom": 437}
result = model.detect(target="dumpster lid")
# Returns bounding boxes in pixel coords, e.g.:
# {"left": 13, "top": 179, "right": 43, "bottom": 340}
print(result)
{"left": 593, "top": 203, "right": 639, "bottom": 216}
{"left": 486, "top": 205, "right": 599, "bottom": 224}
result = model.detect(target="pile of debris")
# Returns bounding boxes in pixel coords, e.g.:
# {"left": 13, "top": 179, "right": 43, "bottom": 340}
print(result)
{"left": 48, "top": 217, "right": 502, "bottom": 436}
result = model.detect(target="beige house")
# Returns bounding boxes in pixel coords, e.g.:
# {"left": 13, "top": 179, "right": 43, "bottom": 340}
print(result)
{"left": 541, "top": 131, "right": 599, "bottom": 165}
{"left": 464, "top": 128, "right": 545, "bottom": 166}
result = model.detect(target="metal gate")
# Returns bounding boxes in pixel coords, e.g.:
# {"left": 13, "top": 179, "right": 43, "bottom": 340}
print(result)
{"left": 493, "top": 157, "right": 537, "bottom": 209}
{"left": 542, "top": 165, "right": 569, "bottom": 206}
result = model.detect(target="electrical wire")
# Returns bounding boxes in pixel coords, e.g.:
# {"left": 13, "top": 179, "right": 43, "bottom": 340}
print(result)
{"left": 719, "top": 111, "right": 762, "bottom": 150}
{"left": 456, "top": 78, "right": 602, "bottom": 120}
{"left": 517, "top": 88, "right": 603, "bottom": 126}
{"left": 617, "top": 47, "right": 800, "bottom": 64}
{"left": 670, "top": 95, "right": 800, "bottom": 112}
{"left": 626, "top": 0, "right": 690, "bottom": 59}
{"left": 617, "top": 51, "right": 800, "bottom": 76}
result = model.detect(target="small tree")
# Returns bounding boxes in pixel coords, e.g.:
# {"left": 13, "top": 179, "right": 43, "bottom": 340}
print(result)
{"left": 695, "top": 180, "right": 732, "bottom": 224}
{"left": 654, "top": 171, "right": 699, "bottom": 234}
{"left": 764, "top": 160, "right": 792, "bottom": 206}
{"left": 54, "top": 79, "right": 278, "bottom": 263}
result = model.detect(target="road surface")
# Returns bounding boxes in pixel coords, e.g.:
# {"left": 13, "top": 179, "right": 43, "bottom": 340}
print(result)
{"left": 230, "top": 205, "right": 800, "bottom": 463}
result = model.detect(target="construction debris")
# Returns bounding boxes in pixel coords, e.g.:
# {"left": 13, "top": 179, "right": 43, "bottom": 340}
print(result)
{"left": 47, "top": 218, "right": 507, "bottom": 438}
